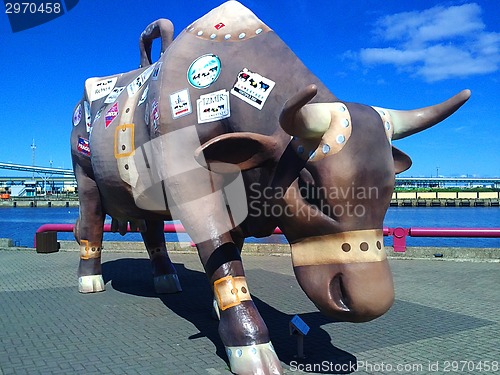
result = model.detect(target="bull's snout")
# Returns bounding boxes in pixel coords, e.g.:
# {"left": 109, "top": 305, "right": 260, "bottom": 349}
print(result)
{"left": 291, "top": 230, "right": 394, "bottom": 322}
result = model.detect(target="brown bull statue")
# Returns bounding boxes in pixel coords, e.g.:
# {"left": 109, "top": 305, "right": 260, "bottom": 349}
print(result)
{"left": 70, "top": 1, "right": 470, "bottom": 374}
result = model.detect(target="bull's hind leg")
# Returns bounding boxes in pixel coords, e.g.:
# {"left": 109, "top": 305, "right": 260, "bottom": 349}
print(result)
{"left": 73, "top": 164, "right": 106, "bottom": 293}
{"left": 142, "top": 220, "right": 182, "bottom": 294}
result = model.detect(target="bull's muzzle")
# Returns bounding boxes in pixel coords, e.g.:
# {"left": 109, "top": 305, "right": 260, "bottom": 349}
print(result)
{"left": 291, "top": 229, "right": 394, "bottom": 323}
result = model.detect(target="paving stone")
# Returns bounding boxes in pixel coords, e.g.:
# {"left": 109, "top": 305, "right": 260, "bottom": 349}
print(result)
{"left": 0, "top": 249, "right": 498, "bottom": 374}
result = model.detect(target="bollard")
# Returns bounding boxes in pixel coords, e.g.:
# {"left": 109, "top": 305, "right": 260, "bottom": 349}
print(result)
{"left": 35, "top": 232, "right": 60, "bottom": 253}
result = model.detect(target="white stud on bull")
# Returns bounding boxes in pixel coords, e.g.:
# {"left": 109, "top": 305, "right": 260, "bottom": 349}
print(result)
{"left": 70, "top": 2, "right": 470, "bottom": 374}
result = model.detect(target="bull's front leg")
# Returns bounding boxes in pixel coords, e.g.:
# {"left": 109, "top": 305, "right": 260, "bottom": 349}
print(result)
{"left": 198, "top": 240, "right": 283, "bottom": 375}
{"left": 141, "top": 219, "right": 182, "bottom": 294}
{"left": 73, "top": 164, "right": 105, "bottom": 293}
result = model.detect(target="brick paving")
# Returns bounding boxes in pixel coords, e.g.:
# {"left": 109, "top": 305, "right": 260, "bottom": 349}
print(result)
{"left": 0, "top": 248, "right": 498, "bottom": 374}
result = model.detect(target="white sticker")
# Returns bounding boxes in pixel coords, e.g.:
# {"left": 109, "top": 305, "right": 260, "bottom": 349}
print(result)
{"left": 152, "top": 62, "right": 162, "bottom": 80}
{"left": 197, "top": 89, "right": 230, "bottom": 124}
{"left": 127, "top": 65, "right": 155, "bottom": 97}
{"left": 84, "top": 101, "right": 91, "bottom": 132}
{"left": 138, "top": 85, "right": 149, "bottom": 106}
{"left": 89, "top": 77, "right": 117, "bottom": 101}
{"left": 169, "top": 89, "right": 192, "bottom": 119}
{"left": 73, "top": 103, "right": 82, "bottom": 126}
{"left": 104, "top": 86, "right": 125, "bottom": 104}
{"left": 230, "top": 68, "right": 275, "bottom": 110}
{"left": 187, "top": 54, "right": 221, "bottom": 89}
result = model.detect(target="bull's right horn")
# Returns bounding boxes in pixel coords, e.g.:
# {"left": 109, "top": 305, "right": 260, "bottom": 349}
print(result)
{"left": 279, "top": 84, "right": 331, "bottom": 139}
{"left": 389, "top": 90, "right": 471, "bottom": 140}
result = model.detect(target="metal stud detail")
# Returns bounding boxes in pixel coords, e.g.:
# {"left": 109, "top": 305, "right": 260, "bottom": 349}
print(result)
{"left": 197, "top": 30, "right": 203, "bottom": 36}
{"left": 385, "top": 121, "right": 391, "bottom": 130}
{"left": 341, "top": 119, "right": 349, "bottom": 128}
{"left": 224, "top": 34, "right": 231, "bottom": 40}
{"left": 210, "top": 33, "right": 217, "bottom": 39}
{"left": 297, "top": 145, "right": 304, "bottom": 154}
{"left": 336, "top": 135, "right": 345, "bottom": 144}
{"left": 322, "top": 144, "right": 330, "bottom": 154}
{"left": 239, "top": 32, "right": 246, "bottom": 39}
{"left": 236, "top": 349, "right": 243, "bottom": 358}
{"left": 256, "top": 28, "right": 263, "bottom": 34}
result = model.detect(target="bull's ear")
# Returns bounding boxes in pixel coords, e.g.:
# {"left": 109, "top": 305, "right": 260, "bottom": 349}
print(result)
{"left": 392, "top": 146, "right": 412, "bottom": 174}
{"left": 195, "top": 132, "right": 279, "bottom": 173}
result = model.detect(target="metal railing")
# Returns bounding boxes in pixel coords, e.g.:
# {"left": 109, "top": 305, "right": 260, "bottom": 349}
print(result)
{"left": 34, "top": 223, "right": 500, "bottom": 253}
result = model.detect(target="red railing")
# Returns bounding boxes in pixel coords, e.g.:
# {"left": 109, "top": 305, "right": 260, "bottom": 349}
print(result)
{"left": 34, "top": 224, "right": 499, "bottom": 253}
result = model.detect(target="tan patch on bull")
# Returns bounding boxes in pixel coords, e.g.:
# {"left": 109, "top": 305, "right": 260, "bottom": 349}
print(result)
{"left": 291, "top": 229, "right": 386, "bottom": 266}
{"left": 186, "top": 1, "right": 271, "bottom": 42}
{"left": 214, "top": 275, "right": 252, "bottom": 311}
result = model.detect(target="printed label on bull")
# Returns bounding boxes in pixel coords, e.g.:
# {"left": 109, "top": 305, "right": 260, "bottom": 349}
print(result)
{"left": 90, "top": 77, "right": 117, "bottom": 101}
{"left": 169, "top": 89, "right": 192, "bottom": 119}
{"left": 77, "top": 137, "right": 91, "bottom": 157}
{"left": 138, "top": 85, "right": 149, "bottom": 106}
{"left": 84, "top": 101, "right": 91, "bottom": 133}
{"left": 151, "top": 99, "right": 160, "bottom": 130}
{"left": 93, "top": 105, "right": 105, "bottom": 124}
{"left": 104, "top": 86, "right": 125, "bottom": 104}
{"left": 230, "top": 68, "right": 275, "bottom": 110}
{"left": 197, "top": 89, "right": 230, "bottom": 124}
{"left": 187, "top": 54, "right": 221, "bottom": 89}
{"left": 152, "top": 62, "right": 162, "bottom": 81}
{"left": 105, "top": 102, "right": 119, "bottom": 128}
{"left": 127, "top": 65, "right": 155, "bottom": 97}
{"left": 73, "top": 104, "right": 82, "bottom": 126}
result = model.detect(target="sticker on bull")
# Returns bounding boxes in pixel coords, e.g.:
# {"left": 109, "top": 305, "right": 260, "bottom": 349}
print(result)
{"left": 104, "top": 86, "right": 125, "bottom": 104}
{"left": 127, "top": 65, "right": 155, "bottom": 97}
{"left": 197, "top": 89, "right": 230, "bottom": 123}
{"left": 77, "top": 137, "right": 91, "bottom": 157}
{"left": 170, "top": 89, "right": 192, "bottom": 119}
{"left": 138, "top": 85, "right": 149, "bottom": 106}
{"left": 231, "top": 68, "right": 275, "bottom": 110}
{"left": 187, "top": 54, "right": 221, "bottom": 89}
{"left": 84, "top": 101, "right": 92, "bottom": 133}
{"left": 73, "top": 103, "right": 82, "bottom": 126}
{"left": 152, "top": 62, "right": 162, "bottom": 81}
{"left": 89, "top": 77, "right": 117, "bottom": 102}
{"left": 105, "top": 102, "right": 119, "bottom": 128}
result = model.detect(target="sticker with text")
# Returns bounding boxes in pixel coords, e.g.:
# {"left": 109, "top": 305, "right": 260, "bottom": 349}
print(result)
{"left": 104, "top": 86, "right": 125, "bottom": 104}
{"left": 187, "top": 54, "right": 221, "bottom": 89}
{"left": 105, "top": 102, "right": 119, "bottom": 128}
{"left": 170, "top": 89, "right": 192, "bottom": 119}
{"left": 77, "top": 136, "right": 91, "bottom": 157}
{"left": 230, "top": 68, "right": 275, "bottom": 110}
{"left": 127, "top": 65, "right": 155, "bottom": 97}
{"left": 151, "top": 99, "right": 160, "bottom": 130}
{"left": 84, "top": 101, "right": 91, "bottom": 132}
{"left": 152, "top": 62, "right": 162, "bottom": 80}
{"left": 197, "top": 89, "right": 230, "bottom": 124}
{"left": 89, "top": 77, "right": 117, "bottom": 102}
{"left": 138, "top": 85, "right": 149, "bottom": 106}
{"left": 73, "top": 103, "right": 82, "bottom": 126}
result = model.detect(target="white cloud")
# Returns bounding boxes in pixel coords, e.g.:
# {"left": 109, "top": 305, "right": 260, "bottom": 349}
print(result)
{"left": 358, "top": 3, "right": 500, "bottom": 81}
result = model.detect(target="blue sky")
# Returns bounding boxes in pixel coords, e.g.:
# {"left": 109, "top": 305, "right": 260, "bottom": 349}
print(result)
{"left": 0, "top": 0, "right": 498, "bottom": 177}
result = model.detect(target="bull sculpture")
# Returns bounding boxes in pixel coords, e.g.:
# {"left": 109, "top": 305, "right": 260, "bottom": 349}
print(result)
{"left": 70, "top": 2, "right": 470, "bottom": 374}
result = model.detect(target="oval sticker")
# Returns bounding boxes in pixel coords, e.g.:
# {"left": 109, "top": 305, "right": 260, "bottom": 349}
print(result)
{"left": 187, "top": 54, "right": 221, "bottom": 89}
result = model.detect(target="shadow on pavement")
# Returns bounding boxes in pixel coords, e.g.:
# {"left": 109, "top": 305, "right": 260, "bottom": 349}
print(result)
{"left": 102, "top": 258, "right": 357, "bottom": 374}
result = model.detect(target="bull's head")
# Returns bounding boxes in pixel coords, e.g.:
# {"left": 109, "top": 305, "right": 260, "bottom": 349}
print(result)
{"left": 196, "top": 85, "right": 470, "bottom": 323}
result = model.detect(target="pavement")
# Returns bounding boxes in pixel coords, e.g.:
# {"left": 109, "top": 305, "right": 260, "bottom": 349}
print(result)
{"left": 0, "top": 246, "right": 499, "bottom": 375}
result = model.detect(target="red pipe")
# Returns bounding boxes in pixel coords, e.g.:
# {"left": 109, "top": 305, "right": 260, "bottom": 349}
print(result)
{"left": 410, "top": 227, "right": 500, "bottom": 238}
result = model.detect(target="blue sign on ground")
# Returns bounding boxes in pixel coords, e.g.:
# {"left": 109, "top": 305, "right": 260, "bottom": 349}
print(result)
{"left": 290, "top": 315, "right": 310, "bottom": 336}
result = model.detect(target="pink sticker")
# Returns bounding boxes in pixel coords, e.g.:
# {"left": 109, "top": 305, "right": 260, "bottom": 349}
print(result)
{"left": 105, "top": 102, "right": 119, "bottom": 128}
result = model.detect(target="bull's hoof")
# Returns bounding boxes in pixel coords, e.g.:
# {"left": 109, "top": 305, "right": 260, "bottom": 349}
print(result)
{"left": 154, "top": 274, "right": 182, "bottom": 294}
{"left": 226, "top": 342, "right": 283, "bottom": 375}
{"left": 78, "top": 275, "right": 105, "bottom": 293}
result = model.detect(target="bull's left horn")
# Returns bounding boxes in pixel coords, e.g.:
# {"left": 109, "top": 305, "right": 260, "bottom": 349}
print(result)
{"left": 279, "top": 85, "right": 331, "bottom": 139}
{"left": 389, "top": 90, "right": 471, "bottom": 140}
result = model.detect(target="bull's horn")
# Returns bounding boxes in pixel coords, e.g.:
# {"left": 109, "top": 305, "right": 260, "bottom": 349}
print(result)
{"left": 279, "top": 85, "right": 331, "bottom": 139}
{"left": 389, "top": 90, "right": 471, "bottom": 140}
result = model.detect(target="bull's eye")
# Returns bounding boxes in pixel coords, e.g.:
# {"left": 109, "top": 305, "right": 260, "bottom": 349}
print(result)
{"left": 298, "top": 170, "right": 324, "bottom": 210}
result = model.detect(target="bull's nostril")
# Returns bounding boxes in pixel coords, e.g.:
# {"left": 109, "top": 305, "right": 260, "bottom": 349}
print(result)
{"left": 329, "top": 275, "right": 349, "bottom": 311}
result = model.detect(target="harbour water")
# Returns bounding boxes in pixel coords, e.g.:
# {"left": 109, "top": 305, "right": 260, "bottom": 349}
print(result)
{"left": 0, "top": 207, "right": 499, "bottom": 248}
